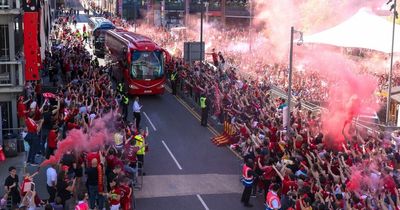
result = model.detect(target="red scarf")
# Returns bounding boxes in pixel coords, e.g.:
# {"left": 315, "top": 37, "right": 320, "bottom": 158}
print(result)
{"left": 97, "top": 164, "right": 103, "bottom": 193}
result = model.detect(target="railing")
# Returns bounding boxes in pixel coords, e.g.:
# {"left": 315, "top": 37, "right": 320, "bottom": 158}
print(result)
{"left": 189, "top": 2, "right": 221, "bottom": 12}
{"left": 165, "top": 2, "right": 184, "bottom": 10}
{"left": 0, "top": 62, "right": 24, "bottom": 86}
{"left": 0, "top": 0, "right": 21, "bottom": 9}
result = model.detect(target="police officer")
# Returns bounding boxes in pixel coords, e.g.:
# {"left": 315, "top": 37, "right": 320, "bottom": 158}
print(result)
{"left": 135, "top": 129, "right": 147, "bottom": 175}
{"left": 121, "top": 93, "right": 129, "bottom": 121}
{"left": 170, "top": 70, "right": 178, "bottom": 95}
{"left": 200, "top": 94, "right": 208, "bottom": 126}
{"left": 240, "top": 159, "right": 257, "bottom": 207}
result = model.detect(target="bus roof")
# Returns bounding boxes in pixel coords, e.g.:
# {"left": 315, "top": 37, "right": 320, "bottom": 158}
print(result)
{"left": 89, "top": 17, "right": 115, "bottom": 31}
{"left": 107, "top": 29, "right": 161, "bottom": 51}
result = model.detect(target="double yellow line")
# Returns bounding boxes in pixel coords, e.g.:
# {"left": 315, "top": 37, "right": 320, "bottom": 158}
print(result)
{"left": 166, "top": 86, "right": 242, "bottom": 159}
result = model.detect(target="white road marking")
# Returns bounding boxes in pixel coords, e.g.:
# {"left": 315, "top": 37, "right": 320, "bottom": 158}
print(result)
{"left": 161, "top": 140, "right": 183, "bottom": 170}
{"left": 143, "top": 112, "right": 157, "bottom": 131}
{"left": 196, "top": 194, "right": 210, "bottom": 210}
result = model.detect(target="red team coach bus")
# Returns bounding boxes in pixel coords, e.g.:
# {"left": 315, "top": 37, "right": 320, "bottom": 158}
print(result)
{"left": 105, "top": 28, "right": 171, "bottom": 95}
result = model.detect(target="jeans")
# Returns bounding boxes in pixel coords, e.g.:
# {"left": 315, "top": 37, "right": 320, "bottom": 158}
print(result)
{"left": 133, "top": 112, "right": 141, "bottom": 130}
{"left": 124, "top": 164, "right": 137, "bottom": 176}
{"left": 88, "top": 185, "right": 104, "bottom": 209}
{"left": 41, "top": 129, "right": 50, "bottom": 155}
{"left": 26, "top": 133, "right": 40, "bottom": 163}
{"left": 241, "top": 185, "right": 252, "bottom": 205}
{"left": 47, "top": 185, "right": 56, "bottom": 203}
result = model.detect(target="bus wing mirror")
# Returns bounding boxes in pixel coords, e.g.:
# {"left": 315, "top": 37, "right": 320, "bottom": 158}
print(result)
{"left": 126, "top": 50, "right": 131, "bottom": 65}
{"left": 162, "top": 49, "right": 171, "bottom": 63}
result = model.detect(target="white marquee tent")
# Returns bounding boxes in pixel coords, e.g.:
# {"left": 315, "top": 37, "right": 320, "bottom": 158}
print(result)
{"left": 303, "top": 8, "right": 400, "bottom": 53}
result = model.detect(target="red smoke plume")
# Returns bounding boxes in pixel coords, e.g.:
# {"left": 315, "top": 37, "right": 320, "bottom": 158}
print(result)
{"left": 40, "top": 113, "right": 117, "bottom": 167}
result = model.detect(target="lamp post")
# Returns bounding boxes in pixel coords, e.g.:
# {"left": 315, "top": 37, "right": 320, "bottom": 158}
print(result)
{"left": 386, "top": 0, "right": 397, "bottom": 125}
{"left": 200, "top": 0, "right": 204, "bottom": 61}
{"left": 249, "top": 0, "right": 253, "bottom": 52}
{"left": 286, "top": 26, "right": 303, "bottom": 133}
{"left": 133, "top": 0, "right": 137, "bottom": 32}
{"left": 205, "top": 1, "right": 209, "bottom": 24}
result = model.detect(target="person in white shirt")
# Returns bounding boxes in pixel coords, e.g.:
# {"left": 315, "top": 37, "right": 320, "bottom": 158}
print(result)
{"left": 132, "top": 97, "right": 142, "bottom": 130}
{"left": 46, "top": 164, "right": 57, "bottom": 203}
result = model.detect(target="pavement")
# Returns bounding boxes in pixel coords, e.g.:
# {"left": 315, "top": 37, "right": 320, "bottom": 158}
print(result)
{"left": 0, "top": 3, "right": 267, "bottom": 209}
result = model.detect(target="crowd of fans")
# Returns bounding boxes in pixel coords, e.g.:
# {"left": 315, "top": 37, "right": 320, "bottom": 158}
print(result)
{"left": 3, "top": 2, "right": 400, "bottom": 210}
{"left": 3, "top": 14, "right": 146, "bottom": 210}
{"left": 105, "top": 17, "right": 400, "bottom": 105}
{"left": 106, "top": 13, "right": 400, "bottom": 210}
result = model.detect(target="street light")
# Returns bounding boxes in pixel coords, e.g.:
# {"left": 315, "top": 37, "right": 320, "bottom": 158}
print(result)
{"left": 200, "top": 0, "right": 204, "bottom": 61}
{"left": 386, "top": 0, "right": 398, "bottom": 125}
{"left": 249, "top": 0, "right": 253, "bottom": 52}
{"left": 286, "top": 26, "right": 303, "bottom": 133}
{"left": 205, "top": 1, "right": 209, "bottom": 24}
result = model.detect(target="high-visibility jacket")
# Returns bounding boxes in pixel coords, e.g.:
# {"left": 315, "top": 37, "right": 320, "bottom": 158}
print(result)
{"left": 242, "top": 164, "right": 253, "bottom": 187}
{"left": 117, "top": 83, "right": 124, "bottom": 93}
{"left": 122, "top": 95, "right": 129, "bottom": 105}
{"left": 171, "top": 72, "right": 177, "bottom": 81}
{"left": 265, "top": 191, "right": 281, "bottom": 210}
{"left": 200, "top": 97, "right": 206, "bottom": 109}
{"left": 135, "top": 135, "right": 145, "bottom": 155}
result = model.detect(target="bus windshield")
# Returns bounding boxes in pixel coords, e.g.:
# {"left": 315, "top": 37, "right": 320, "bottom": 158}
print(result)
{"left": 130, "top": 51, "right": 164, "bottom": 80}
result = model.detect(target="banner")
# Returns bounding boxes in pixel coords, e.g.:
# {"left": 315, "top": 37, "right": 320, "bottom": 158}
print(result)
{"left": 23, "top": 12, "right": 40, "bottom": 81}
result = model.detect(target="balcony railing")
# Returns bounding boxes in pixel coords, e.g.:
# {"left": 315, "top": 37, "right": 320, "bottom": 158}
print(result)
{"left": 0, "top": 0, "right": 21, "bottom": 10}
{"left": 0, "top": 64, "right": 11, "bottom": 84}
{"left": 165, "top": 2, "right": 184, "bottom": 10}
{"left": 189, "top": 2, "right": 221, "bottom": 12}
{"left": 0, "top": 62, "right": 23, "bottom": 87}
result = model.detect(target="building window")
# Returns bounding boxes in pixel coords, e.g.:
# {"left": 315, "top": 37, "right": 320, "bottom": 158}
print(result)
{"left": 0, "top": 0, "right": 9, "bottom": 8}
{"left": 0, "top": 101, "right": 13, "bottom": 134}
{"left": 0, "top": 24, "right": 9, "bottom": 61}
{"left": 0, "top": 64, "right": 12, "bottom": 85}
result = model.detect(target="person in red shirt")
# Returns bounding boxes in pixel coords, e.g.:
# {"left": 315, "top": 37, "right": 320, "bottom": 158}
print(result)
{"left": 106, "top": 179, "right": 121, "bottom": 210}
{"left": 17, "top": 96, "right": 30, "bottom": 126}
{"left": 86, "top": 150, "right": 101, "bottom": 167}
{"left": 45, "top": 126, "right": 59, "bottom": 159}
{"left": 122, "top": 137, "right": 140, "bottom": 177}
{"left": 25, "top": 113, "right": 43, "bottom": 165}
{"left": 209, "top": 48, "right": 219, "bottom": 67}
{"left": 119, "top": 177, "right": 132, "bottom": 210}
{"left": 75, "top": 193, "right": 89, "bottom": 210}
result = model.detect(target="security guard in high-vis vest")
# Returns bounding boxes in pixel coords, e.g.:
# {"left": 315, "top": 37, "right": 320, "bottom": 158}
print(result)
{"left": 200, "top": 94, "right": 208, "bottom": 126}
{"left": 170, "top": 70, "right": 178, "bottom": 95}
{"left": 117, "top": 82, "right": 124, "bottom": 94}
{"left": 240, "top": 159, "right": 257, "bottom": 207}
{"left": 135, "top": 133, "right": 146, "bottom": 174}
{"left": 121, "top": 94, "right": 129, "bottom": 121}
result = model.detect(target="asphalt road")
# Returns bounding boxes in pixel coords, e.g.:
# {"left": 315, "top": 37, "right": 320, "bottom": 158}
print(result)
{"left": 131, "top": 91, "right": 266, "bottom": 210}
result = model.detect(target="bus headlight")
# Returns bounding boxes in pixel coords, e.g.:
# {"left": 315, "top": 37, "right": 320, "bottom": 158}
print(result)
{"left": 157, "top": 84, "right": 165, "bottom": 89}
{"left": 129, "top": 84, "right": 139, "bottom": 89}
